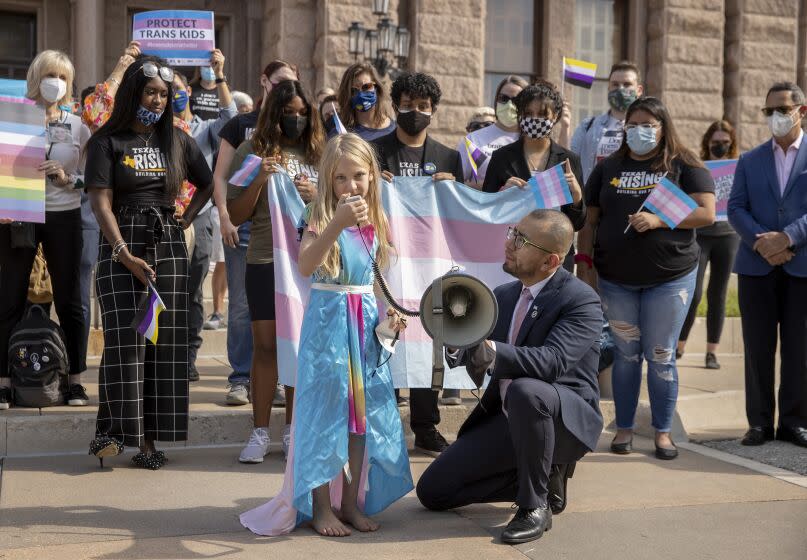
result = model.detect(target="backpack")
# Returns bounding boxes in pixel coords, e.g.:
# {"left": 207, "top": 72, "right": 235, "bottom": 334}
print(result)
{"left": 8, "top": 305, "right": 69, "bottom": 407}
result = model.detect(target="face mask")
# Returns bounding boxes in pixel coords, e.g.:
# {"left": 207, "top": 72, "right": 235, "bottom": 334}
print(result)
{"left": 281, "top": 115, "right": 308, "bottom": 140}
{"left": 396, "top": 109, "right": 431, "bottom": 135}
{"left": 710, "top": 143, "right": 730, "bottom": 159}
{"left": 607, "top": 87, "right": 638, "bottom": 113}
{"left": 496, "top": 101, "right": 518, "bottom": 128}
{"left": 172, "top": 90, "right": 189, "bottom": 113}
{"left": 768, "top": 110, "right": 796, "bottom": 138}
{"left": 519, "top": 116, "right": 554, "bottom": 139}
{"left": 626, "top": 126, "right": 658, "bottom": 155}
{"left": 351, "top": 89, "right": 377, "bottom": 112}
{"left": 136, "top": 104, "right": 164, "bottom": 127}
{"left": 200, "top": 66, "right": 216, "bottom": 82}
{"left": 40, "top": 77, "right": 67, "bottom": 103}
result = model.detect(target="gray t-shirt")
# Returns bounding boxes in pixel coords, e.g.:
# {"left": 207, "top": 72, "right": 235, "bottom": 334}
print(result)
{"left": 45, "top": 111, "right": 90, "bottom": 211}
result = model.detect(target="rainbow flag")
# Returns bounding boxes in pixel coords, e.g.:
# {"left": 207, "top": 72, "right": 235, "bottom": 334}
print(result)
{"left": 563, "top": 57, "right": 598, "bottom": 89}
{"left": 464, "top": 137, "right": 488, "bottom": 182}
{"left": 527, "top": 162, "right": 573, "bottom": 209}
{"left": 0, "top": 95, "right": 46, "bottom": 223}
{"left": 131, "top": 281, "right": 166, "bottom": 345}
{"left": 268, "top": 172, "right": 551, "bottom": 389}
{"left": 643, "top": 177, "right": 699, "bottom": 229}
{"left": 229, "top": 154, "right": 262, "bottom": 187}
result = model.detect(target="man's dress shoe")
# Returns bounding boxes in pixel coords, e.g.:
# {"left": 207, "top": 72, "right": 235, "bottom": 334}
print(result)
{"left": 741, "top": 427, "right": 774, "bottom": 446}
{"left": 501, "top": 506, "right": 552, "bottom": 545}
{"left": 548, "top": 462, "right": 576, "bottom": 514}
{"left": 776, "top": 426, "right": 807, "bottom": 448}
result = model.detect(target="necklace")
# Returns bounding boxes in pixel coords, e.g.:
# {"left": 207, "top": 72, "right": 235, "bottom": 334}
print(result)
{"left": 136, "top": 131, "right": 154, "bottom": 146}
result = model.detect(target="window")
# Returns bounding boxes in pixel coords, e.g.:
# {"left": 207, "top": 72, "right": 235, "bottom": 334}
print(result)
{"left": 484, "top": 0, "right": 538, "bottom": 107}
{"left": 572, "top": 0, "right": 627, "bottom": 123}
{"left": 0, "top": 11, "right": 37, "bottom": 79}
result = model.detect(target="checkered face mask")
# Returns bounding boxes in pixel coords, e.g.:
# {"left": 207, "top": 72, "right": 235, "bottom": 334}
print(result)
{"left": 519, "top": 117, "right": 555, "bottom": 139}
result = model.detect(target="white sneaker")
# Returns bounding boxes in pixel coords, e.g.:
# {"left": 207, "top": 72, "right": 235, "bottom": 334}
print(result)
{"left": 226, "top": 383, "right": 250, "bottom": 406}
{"left": 282, "top": 424, "right": 291, "bottom": 460}
{"left": 239, "top": 427, "right": 270, "bottom": 463}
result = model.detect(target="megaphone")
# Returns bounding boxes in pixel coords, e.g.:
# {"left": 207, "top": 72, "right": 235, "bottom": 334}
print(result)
{"left": 420, "top": 272, "right": 498, "bottom": 391}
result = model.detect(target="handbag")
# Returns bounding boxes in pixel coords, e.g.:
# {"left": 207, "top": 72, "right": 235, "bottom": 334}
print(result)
{"left": 9, "top": 222, "right": 36, "bottom": 249}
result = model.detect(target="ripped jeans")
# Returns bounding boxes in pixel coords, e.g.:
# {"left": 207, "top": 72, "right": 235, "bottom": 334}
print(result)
{"left": 598, "top": 268, "right": 697, "bottom": 432}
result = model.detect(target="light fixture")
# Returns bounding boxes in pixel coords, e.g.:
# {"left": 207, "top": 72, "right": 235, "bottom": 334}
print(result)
{"left": 364, "top": 30, "right": 379, "bottom": 62}
{"left": 347, "top": 3, "right": 409, "bottom": 77}
{"left": 395, "top": 27, "right": 410, "bottom": 60}
{"left": 372, "top": 0, "right": 389, "bottom": 17}
{"left": 378, "top": 18, "right": 395, "bottom": 53}
{"left": 348, "top": 22, "right": 364, "bottom": 56}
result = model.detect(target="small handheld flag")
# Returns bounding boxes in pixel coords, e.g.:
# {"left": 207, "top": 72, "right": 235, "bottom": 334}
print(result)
{"left": 641, "top": 177, "right": 698, "bottom": 229}
{"left": 527, "top": 162, "right": 574, "bottom": 209}
{"left": 464, "top": 137, "right": 488, "bottom": 182}
{"left": 563, "top": 57, "right": 598, "bottom": 89}
{"left": 131, "top": 281, "right": 166, "bottom": 345}
{"left": 229, "top": 154, "right": 263, "bottom": 187}
{"left": 332, "top": 103, "right": 348, "bottom": 135}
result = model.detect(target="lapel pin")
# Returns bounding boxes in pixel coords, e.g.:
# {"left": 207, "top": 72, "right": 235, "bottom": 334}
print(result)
{"left": 531, "top": 308, "right": 538, "bottom": 318}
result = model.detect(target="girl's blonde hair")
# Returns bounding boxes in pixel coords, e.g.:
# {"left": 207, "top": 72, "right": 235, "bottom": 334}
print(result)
{"left": 309, "top": 133, "right": 393, "bottom": 279}
{"left": 26, "top": 50, "right": 75, "bottom": 107}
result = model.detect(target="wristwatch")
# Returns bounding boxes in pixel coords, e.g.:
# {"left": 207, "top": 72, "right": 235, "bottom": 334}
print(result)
{"left": 215, "top": 76, "right": 227, "bottom": 84}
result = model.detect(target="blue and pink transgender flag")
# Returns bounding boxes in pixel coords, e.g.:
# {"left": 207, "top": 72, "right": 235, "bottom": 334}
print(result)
{"left": 643, "top": 177, "right": 699, "bottom": 229}
{"left": 229, "top": 154, "right": 263, "bottom": 187}
{"left": 527, "top": 162, "right": 574, "bottom": 209}
{"left": 268, "top": 172, "right": 549, "bottom": 389}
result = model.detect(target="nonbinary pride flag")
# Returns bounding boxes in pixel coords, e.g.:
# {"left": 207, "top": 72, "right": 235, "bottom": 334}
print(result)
{"left": 643, "top": 177, "right": 699, "bottom": 229}
{"left": 464, "top": 137, "right": 488, "bottom": 182}
{"left": 527, "top": 162, "right": 573, "bottom": 209}
{"left": 131, "top": 281, "right": 166, "bottom": 345}
{"left": 229, "top": 154, "right": 263, "bottom": 187}
{"left": 563, "top": 57, "right": 598, "bottom": 89}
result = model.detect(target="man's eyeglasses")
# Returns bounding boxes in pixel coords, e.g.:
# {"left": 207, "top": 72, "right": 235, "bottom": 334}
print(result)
{"left": 506, "top": 227, "right": 552, "bottom": 253}
{"left": 624, "top": 123, "right": 660, "bottom": 131}
{"left": 761, "top": 105, "right": 798, "bottom": 117}
{"left": 496, "top": 93, "right": 514, "bottom": 105}
{"left": 467, "top": 120, "right": 494, "bottom": 133}
{"left": 141, "top": 62, "right": 174, "bottom": 83}
{"left": 350, "top": 82, "right": 376, "bottom": 96}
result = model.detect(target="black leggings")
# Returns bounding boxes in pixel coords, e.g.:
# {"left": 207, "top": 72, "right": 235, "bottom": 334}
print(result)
{"left": 679, "top": 232, "right": 740, "bottom": 344}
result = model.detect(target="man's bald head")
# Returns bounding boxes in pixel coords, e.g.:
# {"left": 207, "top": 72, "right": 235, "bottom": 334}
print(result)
{"left": 522, "top": 209, "right": 574, "bottom": 256}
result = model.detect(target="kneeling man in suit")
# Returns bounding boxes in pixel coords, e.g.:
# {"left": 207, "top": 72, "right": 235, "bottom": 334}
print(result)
{"left": 416, "top": 209, "right": 603, "bottom": 545}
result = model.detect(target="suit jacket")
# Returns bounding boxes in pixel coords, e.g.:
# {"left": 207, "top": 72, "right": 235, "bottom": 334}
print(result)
{"left": 449, "top": 268, "right": 604, "bottom": 452}
{"left": 728, "top": 138, "right": 807, "bottom": 277}
{"left": 481, "top": 138, "right": 587, "bottom": 231}
{"left": 372, "top": 131, "right": 464, "bottom": 180}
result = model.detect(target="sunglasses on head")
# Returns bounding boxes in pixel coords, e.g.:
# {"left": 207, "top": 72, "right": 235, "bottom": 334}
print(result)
{"left": 141, "top": 62, "right": 174, "bottom": 83}
{"left": 350, "top": 82, "right": 376, "bottom": 95}
{"left": 761, "top": 105, "right": 799, "bottom": 117}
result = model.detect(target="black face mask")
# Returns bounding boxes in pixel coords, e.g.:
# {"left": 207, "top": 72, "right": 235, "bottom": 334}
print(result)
{"left": 710, "top": 143, "right": 730, "bottom": 159}
{"left": 281, "top": 115, "right": 308, "bottom": 141}
{"left": 396, "top": 110, "right": 431, "bottom": 136}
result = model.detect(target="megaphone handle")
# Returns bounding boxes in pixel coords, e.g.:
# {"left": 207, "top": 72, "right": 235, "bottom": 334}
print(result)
{"left": 431, "top": 276, "right": 445, "bottom": 392}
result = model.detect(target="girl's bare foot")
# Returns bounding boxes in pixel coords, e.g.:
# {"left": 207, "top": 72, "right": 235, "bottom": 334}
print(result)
{"left": 311, "top": 507, "right": 351, "bottom": 537}
{"left": 340, "top": 505, "right": 379, "bottom": 532}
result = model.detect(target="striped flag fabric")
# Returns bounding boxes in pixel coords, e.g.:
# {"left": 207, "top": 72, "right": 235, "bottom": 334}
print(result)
{"left": 0, "top": 93, "right": 46, "bottom": 223}
{"left": 268, "top": 172, "right": 548, "bottom": 389}
{"left": 0, "top": 78, "right": 34, "bottom": 105}
{"left": 563, "top": 57, "right": 598, "bottom": 89}
{"left": 643, "top": 177, "right": 698, "bottom": 229}
{"left": 527, "top": 162, "right": 573, "bottom": 209}
{"left": 130, "top": 281, "right": 166, "bottom": 345}
{"left": 464, "top": 137, "right": 488, "bottom": 182}
{"left": 332, "top": 107, "right": 348, "bottom": 135}
{"left": 229, "top": 153, "right": 263, "bottom": 187}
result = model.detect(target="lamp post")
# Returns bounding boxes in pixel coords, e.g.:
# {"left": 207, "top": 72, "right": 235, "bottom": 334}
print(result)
{"left": 347, "top": 4, "right": 410, "bottom": 78}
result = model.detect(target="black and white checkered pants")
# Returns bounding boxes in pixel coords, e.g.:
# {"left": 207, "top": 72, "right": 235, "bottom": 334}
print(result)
{"left": 95, "top": 206, "right": 189, "bottom": 447}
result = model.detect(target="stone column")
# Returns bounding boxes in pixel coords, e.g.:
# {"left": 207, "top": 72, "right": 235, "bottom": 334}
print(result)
{"left": 724, "top": 0, "right": 800, "bottom": 149}
{"left": 541, "top": 0, "right": 576, "bottom": 90}
{"left": 71, "top": 0, "right": 105, "bottom": 91}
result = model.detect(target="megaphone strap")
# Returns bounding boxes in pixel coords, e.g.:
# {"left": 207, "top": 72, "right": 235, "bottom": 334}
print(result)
{"left": 311, "top": 283, "right": 374, "bottom": 294}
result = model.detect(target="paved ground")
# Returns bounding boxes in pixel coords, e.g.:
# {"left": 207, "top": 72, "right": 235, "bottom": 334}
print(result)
{"left": 0, "top": 434, "right": 805, "bottom": 560}
{"left": 703, "top": 439, "right": 807, "bottom": 476}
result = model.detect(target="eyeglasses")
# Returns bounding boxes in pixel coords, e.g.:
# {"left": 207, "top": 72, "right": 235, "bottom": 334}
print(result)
{"left": 761, "top": 105, "right": 798, "bottom": 117}
{"left": 141, "top": 62, "right": 174, "bottom": 83}
{"left": 506, "top": 227, "right": 553, "bottom": 253}
{"left": 496, "top": 93, "right": 514, "bottom": 105}
{"left": 467, "top": 121, "right": 494, "bottom": 133}
{"left": 624, "top": 123, "right": 660, "bottom": 131}
{"left": 350, "top": 82, "right": 376, "bottom": 95}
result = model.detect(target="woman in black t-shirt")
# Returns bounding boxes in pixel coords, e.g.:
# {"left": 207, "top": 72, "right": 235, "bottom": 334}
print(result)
{"left": 84, "top": 56, "right": 214, "bottom": 470}
{"left": 577, "top": 97, "right": 715, "bottom": 460}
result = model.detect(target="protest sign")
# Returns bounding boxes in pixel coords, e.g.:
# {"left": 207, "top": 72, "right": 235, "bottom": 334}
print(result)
{"left": 133, "top": 10, "right": 215, "bottom": 66}
{"left": 705, "top": 159, "right": 737, "bottom": 221}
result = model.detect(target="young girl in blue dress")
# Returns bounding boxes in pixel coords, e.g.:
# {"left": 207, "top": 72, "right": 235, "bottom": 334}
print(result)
{"left": 240, "top": 133, "right": 413, "bottom": 537}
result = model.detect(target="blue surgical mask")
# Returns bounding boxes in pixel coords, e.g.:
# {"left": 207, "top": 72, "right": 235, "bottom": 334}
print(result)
{"left": 200, "top": 66, "right": 216, "bottom": 82}
{"left": 351, "top": 89, "right": 377, "bottom": 112}
{"left": 136, "top": 104, "right": 164, "bottom": 127}
{"left": 172, "top": 90, "right": 189, "bottom": 113}
{"left": 626, "top": 126, "right": 658, "bottom": 156}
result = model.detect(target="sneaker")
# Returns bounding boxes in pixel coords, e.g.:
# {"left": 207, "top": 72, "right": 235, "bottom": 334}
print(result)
{"left": 0, "top": 386, "right": 10, "bottom": 410}
{"left": 414, "top": 428, "right": 449, "bottom": 457}
{"left": 273, "top": 384, "right": 286, "bottom": 407}
{"left": 188, "top": 365, "right": 200, "bottom": 382}
{"left": 705, "top": 352, "right": 721, "bottom": 370}
{"left": 282, "top": 424, "right": 291, "bottom": 460}
{"left": 67, "top": 383, "right": 89, "bottom": 406}
{"left": 239, "top": 427, "right": 270, "bottom": 463}
{"left": 440, "top": 389, "right": 462, "bottom": 406}
{"left": 226, "top": 383, "right": 250, "bottom": 406}
{"left": 203, "top": 312, "right": 224, "bottom": 330}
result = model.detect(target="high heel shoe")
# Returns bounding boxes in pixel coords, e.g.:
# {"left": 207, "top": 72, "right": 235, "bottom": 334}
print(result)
{"left": 132, "top": 451, "right": 166, "bottom": 470}
{"left": 610, "top": 436, "right": 633, "bottom": 454}
{"left": 89, "top": 436, "right": 123, "bottom": 468}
